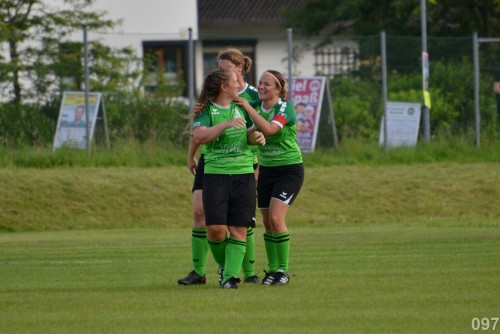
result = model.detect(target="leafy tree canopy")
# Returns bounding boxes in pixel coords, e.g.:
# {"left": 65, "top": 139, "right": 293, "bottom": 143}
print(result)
{"left": 285, "top": 0, "right": 500, "bottom": 37}
{"left": 0, "top": 0, "right": 116, "bottom": 104}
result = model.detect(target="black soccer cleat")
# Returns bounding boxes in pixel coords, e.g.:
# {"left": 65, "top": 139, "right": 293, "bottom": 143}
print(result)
{"left": 177, "top": 270, "right": 206, "bottom": 285}
{"left": 271, "top": 270, "right": 289, "bottom": 286}
{"left": 261, "top": 270, "right": 276, "bottom": 285}
{"left": 243, "top": 275, "right": 260, "bottom": 283}
{"left": 217, "top": 267, "right": 224, "bottom": 286}
{"left": 221, "top": 277, "right": 240, "bottom": 289}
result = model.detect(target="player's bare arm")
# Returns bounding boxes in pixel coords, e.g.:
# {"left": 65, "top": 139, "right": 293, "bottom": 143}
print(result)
{"left": 192, "top": 118, "right": 247, "bottom": 145}
{"left": 234, "top": 97, "right": 281, "bottom": 136}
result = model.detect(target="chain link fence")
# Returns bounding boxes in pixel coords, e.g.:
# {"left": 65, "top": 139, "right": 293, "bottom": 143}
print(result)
{"left": 1, "top": 29, "right": 499, "bottom": 148}
{"left": 310, "top": 33, "right": 499, "bottom": 147}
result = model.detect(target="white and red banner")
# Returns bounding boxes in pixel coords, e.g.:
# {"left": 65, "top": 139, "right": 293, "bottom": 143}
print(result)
{"left": 290, "top": 77, "right": 327, "bottom": 152}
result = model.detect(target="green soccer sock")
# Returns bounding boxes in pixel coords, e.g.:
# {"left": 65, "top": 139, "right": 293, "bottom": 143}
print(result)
{"left": 223, "top": 237, "right": 246, "bottom": 281}
{"left": 274, "top": 231, "right": 290, "bottom": 272}
{"left": 208, "top": 237, "right": 227, "bottom": 269}
{"left": 191, "top": 227, "right": 209, "bottom": 276}
{"left": 241, "top": 227, "right": 255, "bottom": 278}
{"left": 263, "top": 232, "right": 278, "bottom": 272}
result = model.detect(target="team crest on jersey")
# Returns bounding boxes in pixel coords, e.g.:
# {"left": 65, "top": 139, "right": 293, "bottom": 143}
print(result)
{"left": 233, "top": 107, "right": 242, "bottom": 118}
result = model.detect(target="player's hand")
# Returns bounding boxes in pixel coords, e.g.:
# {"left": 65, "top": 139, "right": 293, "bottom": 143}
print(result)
{"left": 253, "top": 131, "right": 266, "bottom": 145}
{"left": 226, "top": 117, "right": 247, "bottom": 129}
{"left": 188, "top": 156, "right": 198, "bottom": 175}
{"left": 234, "top": 97, "right": 250, "bottom": 109}
{"left": 190, "top": 103, "right": 203, "bottom": 117}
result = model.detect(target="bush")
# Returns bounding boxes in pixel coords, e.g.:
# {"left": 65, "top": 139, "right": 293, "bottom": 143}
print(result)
{"left": 104, "top": 92, "right": 190, "bottom": 147}
{"left": 329, "top": 59, "right": 499, "bottom": 143}
{"left": 0, "top": 93, "right": 190, "bottom": 150}
{"left": 0, "top": 102, "right": 56, "bottom": 147}
{"left": 331, "top": 76, "right": 379, "bottom": 140}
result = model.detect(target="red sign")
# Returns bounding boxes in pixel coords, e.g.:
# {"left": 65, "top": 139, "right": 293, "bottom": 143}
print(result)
{"left": 290, "top": 77, "right": 326, "bottom": 152}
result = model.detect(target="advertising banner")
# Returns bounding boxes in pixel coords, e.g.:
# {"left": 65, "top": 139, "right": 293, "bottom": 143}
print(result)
{"left": 53, "top": 92, "right": 101, "bottom": 150}
{"left": 290, "top": 77, "right": 327, "bottom": 152}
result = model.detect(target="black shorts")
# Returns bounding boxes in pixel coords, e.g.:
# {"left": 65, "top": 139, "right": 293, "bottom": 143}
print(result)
{"left": 257, "top": 163, "right": 304, "bottom": 209}
{"left": 193, "top": 157, "right": 257, "bottom": 192}
{"left": 192, "top": 155, "right": 205, "bottom": 192}
{"left": 203, "top": 173, "right": 256, "bottom": 227}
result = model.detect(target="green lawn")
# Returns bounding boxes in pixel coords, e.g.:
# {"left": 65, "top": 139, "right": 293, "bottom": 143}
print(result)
{"left": 1, "top": 225, "right": 498, "bottom": 333}
{"left": 1, "top": 163, "right": 499, "bottom": 231}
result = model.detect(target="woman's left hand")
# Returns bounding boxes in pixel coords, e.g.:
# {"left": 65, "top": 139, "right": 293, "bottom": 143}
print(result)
{"left": 253, "top": 131, "right": 266, "bottom": 146}
{"left": 234, "top": 97, "right": 250, "bottom": 109}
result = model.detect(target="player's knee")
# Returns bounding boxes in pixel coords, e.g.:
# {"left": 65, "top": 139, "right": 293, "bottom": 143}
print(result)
{"left": 269, "top": 216, "right": 285, "bottom": 231}
{"left": 207, "top": 226, "right": 226, "bottom": 241}
{"left": 193, "top": 207, "right": 205, "bottom": 224}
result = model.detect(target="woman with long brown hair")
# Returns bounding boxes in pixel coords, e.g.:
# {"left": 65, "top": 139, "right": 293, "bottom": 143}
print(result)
{"left": 188, "top": 68, "right": 264, "bottom": 288}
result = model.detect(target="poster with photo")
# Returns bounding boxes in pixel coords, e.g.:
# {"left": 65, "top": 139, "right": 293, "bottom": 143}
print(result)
{"left": 290, "top": 77, "right": 326, "bottom": 152}
{"left": 53, "top": 92, "right": 101, "bottom": 150}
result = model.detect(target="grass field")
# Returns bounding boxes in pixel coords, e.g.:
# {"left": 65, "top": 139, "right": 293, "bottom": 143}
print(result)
{"left": 1, "top": 225, "right": 499, "bottom": 333}
{"left": 1, "top": 148, "right": 499, "bottom": 333}
{"left": 1, "top": 163, "right": 499, "bottom": 231}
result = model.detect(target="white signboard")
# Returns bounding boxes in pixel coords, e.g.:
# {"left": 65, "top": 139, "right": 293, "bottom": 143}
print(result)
{"left": 379, "top": 102, "right": 421, "bottom": 147}
{"left": 53, "top": 92, "right": 101, "bottom": 150}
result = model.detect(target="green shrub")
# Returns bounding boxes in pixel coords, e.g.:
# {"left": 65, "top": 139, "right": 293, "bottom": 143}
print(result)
{"left": 104, "top": 93, "right": 190, "bottom": 146}
{"left": 0, "top": 103, "right": 55, "bottom": 147}
{"left": 331, "top": 76, "right": 379, "bottom": 140}
{"left": 329, "top": 59, "right": 499, "bottom": 143}
{"left": 0, "top": 93, "right": 190, "bottom": 150}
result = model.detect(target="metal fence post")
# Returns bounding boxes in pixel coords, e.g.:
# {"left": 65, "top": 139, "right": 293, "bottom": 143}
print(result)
{"left": 287, "top": 28, "right": 293, "bottom": 100}
{"left": 421, "top": 0, "right": 431, "bottom": 142}
{"left": 381, "top": 31, "right": 388, "bottom": 151}
{"left": 83, "top": 24, "right": 91, "bottom": 157}
{"left": 188, "top": 27, "right": 194, "bottom": 111}
{"left": 472, "top": 32, "right": 480, "bottom": 147}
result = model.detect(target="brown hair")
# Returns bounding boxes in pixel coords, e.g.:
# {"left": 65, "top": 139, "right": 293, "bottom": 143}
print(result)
{"left": 184, "top": 68, "right": 233, "bottom": 135}
{"left": 197, "top": 68, "right": 233, "bottom": 109}
{"left": 265, "top": 70, "right": 287, "bottom": 99}
{"left": 217, "top": 48, "right": 253, "bottom": 74}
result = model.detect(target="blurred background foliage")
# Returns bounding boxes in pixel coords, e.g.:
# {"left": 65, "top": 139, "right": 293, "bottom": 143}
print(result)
{"left": 1, "top": 0, "right": 499, "bottom": 150}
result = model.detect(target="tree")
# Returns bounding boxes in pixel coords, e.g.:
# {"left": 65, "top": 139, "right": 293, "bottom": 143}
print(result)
{"left": 285, "top": 0, "right": 500, "bottom": 38}
{"left": 0, "top": 0, "right": 114, "bottom": 105}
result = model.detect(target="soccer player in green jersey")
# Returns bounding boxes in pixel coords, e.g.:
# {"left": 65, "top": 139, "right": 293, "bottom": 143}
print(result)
{"left": 179, "top": 49, "right": 260, "bottom": 286}
{"left": 190, "top": 68, "right": 265, "bottom": 289}
{"left": 217, "top": 49, "right": 260, "bottom": 283}
{"left": 236, "top": 70, "right": 304, "bottom": 286}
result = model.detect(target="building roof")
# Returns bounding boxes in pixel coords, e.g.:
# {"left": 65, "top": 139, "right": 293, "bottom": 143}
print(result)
{"left": 198, "top": 0, "right": 306, "bottom": 28}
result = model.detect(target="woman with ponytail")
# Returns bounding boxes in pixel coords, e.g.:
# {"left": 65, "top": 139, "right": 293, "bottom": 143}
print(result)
{"left": 236, "top": 70, "right": 304, "bottom": 286}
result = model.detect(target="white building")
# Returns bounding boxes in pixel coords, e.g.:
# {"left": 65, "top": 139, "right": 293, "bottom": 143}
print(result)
{"left": 87, "top": 0, "right": 357, "bottom": 97}
{"left": 87, "top": 0, "right": 303, "bottom": 96}
{"left": 1, "top": 0, "right": 358, "bottom": 101}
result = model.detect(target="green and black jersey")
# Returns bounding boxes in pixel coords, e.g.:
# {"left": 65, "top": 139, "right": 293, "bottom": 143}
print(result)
{"left": 199, "top": 83, "right": 259, "bottom": 158}
{"left": 249, "top": 98, "right": 303, "bottom": 167}
{"left": 238, "top": 83, "right": 260, "bottom": 164}
{"left": 193, "top": 101, "right": 255, "bottom": 174}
